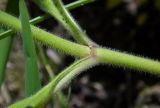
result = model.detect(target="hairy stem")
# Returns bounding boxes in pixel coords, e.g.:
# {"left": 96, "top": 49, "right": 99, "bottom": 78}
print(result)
{"left": 0, "top": 0, "right": 93, "bottom": 39}
{"left": 55, "top": 0, "right": 95, "bottom": 45}
{"left": 32, "top": 0, "right": 95, "bottom": 45}
{"left": 0, "top": 10, "right": 90, "bottom": 57}
{"left": 0, "top": 10, "right": 160, "bottom": 74}
{"left": 8, "top": 57, "right": 98, "bottom": 108}
{"left": 96, "top": 48, "right": 160, "bottom": 74}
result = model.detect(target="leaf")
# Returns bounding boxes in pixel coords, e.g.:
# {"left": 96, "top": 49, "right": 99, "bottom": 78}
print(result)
{"left": 0, "top": 28, "right": 12, "bottom": 87}
{"left": 0, "top": 29, "right": 13, "bottom": 40}
{"left": 19, "top": 0, "right": 41, "bottom": 97}
{"left": 66, "top": 0, "right": 95, "bottom": 10}
{"left": 0, "top": 0, "right": 19, "bottom": 87}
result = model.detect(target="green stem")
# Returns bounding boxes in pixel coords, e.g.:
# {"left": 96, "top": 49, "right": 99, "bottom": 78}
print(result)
{"left": 0, "top": 10, "right": 160, "bottom": 73}
{"left": 37, "top": 45, "right": 68, "bottom": 108}
{"left": 8, "top": 57, "right": 98, "bottom": 108}
{"left": 32, "top": 0, "right": 95, "bottom": 45}
{"left": 0, "top": 10, "right": 90, "bottom": 57}
{"left": 0, "top": 0, "right": 92, "bottom": 39}
{"left": 55, "top": 0, "right": 95, "bottom": 45}
{"left": 96, "top": 48, "right": 160, "bottom": 74}
{"left": 0, "top": 14, "right": 48, "bottom": 40}
{"left": 37, "top": 45, "right": 54, "bottom": 79}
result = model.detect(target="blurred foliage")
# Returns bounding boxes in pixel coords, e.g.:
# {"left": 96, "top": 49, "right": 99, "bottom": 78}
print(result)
{"left": 106, "top": 0, "right": 122, "bottom": 10}
{"left": 155, "top": 0, "right": 160, "bottom": 10}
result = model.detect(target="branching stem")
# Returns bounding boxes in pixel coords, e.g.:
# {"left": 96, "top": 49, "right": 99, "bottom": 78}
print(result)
{"left": 0, "top": 10, "right": 160, "bottom": 74}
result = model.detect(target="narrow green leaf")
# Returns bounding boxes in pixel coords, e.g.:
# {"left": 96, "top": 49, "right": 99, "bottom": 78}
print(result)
{"left": 19, "top": 0, "right": 41, "bottom": 97}
{"left": 0, "top": 29, "right": 13, "bottom": 40}
{"left": 66, "top": 0, "right": 95, "bottom": 10}
{"left": 0, "top": 0, "right": 19, "bottom": 87}
{"left": 0, "top": 28, "right": 12, "bottom": 87}
{"left": 8, "top": 57, "right": 98, "bottom": 108}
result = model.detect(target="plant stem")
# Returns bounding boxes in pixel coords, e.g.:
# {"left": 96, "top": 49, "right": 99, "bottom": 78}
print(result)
{"left": 96, "top": 48, "right": 160, "bottom": 74}
{"left": 37, "top": 45, "right": 54, "bottom": 79}
{"left": 0, "top": 14, "right": 49, "bottom": 40}
{"left": 8, "top": 57, "right": 98, "bottom": 108}
{"left": 0, "top": 10, "right": 160, "bottom": 74}
{"left": 0, "top": 10, "right": 90, "bottom": 57}
{"left": 0, "top": 0, "right": 92, "bottom": 39}
{"left": 55, "top": 0, "right": 95, "bottom": 45}
{"left": 32, "top": 0, "right": 95, "bottom": 45}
